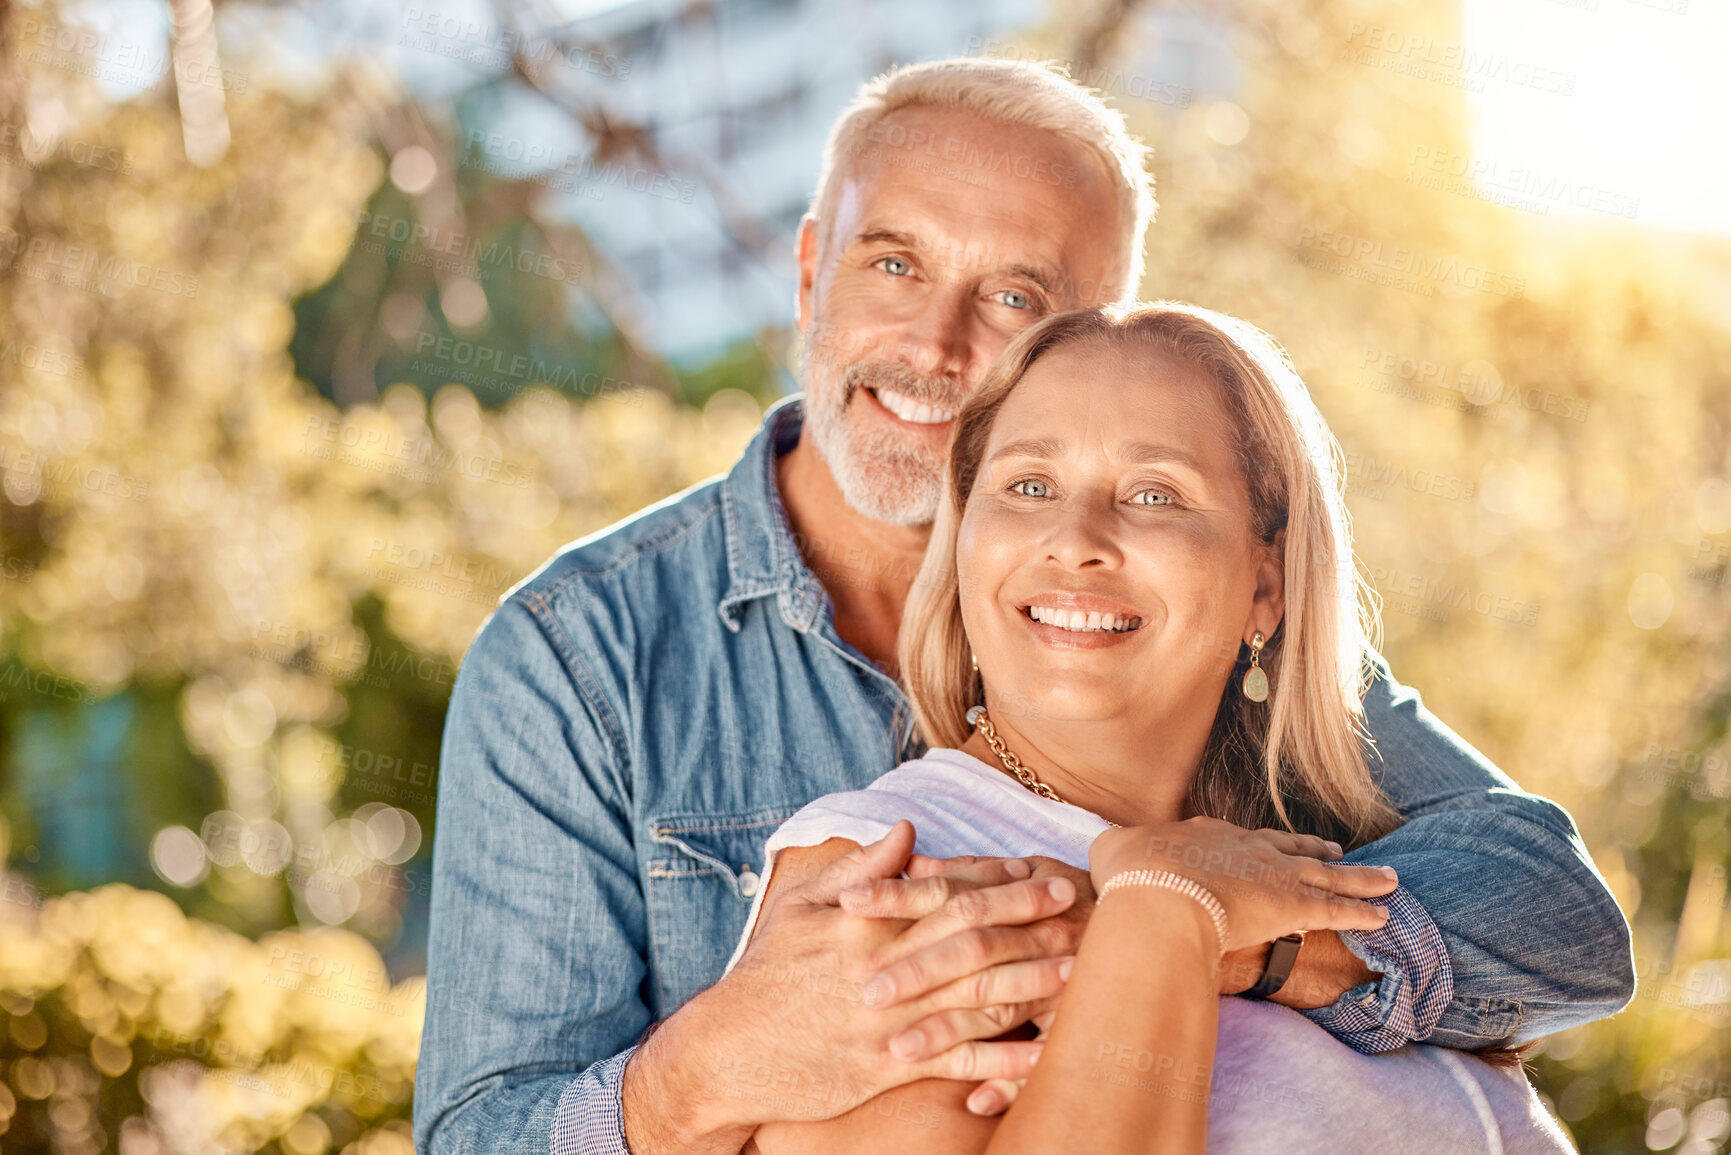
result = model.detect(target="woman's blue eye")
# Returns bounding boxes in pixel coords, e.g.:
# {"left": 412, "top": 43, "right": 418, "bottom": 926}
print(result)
{"left": 879, "top": 256, "right": 912, "bottom": 276}
{"left": 998, "top": 289, "right": 1030, "bottom": 309}
{"left": 1133, "top": 489, "right": 1172, "bottom": 506}
{"left": 1012, "top": 479, "right": 1049, "bottom": 498}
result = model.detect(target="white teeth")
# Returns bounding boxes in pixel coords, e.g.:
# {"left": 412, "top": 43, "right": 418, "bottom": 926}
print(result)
{"left": 876, "top": 389, "right": 955, "bottom": 425}
{"left": 1027, "top": 606, "right": 1142, "bottom": 633}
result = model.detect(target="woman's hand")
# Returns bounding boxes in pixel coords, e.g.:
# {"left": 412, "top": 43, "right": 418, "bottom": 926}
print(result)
{"left": 1089, "top": 818, "right": 1397, "bottom": 951}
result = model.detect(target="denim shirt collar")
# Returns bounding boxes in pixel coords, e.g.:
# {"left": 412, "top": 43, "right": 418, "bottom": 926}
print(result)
{"left": 717, "top": 395, "right": 829, "bottom": 634}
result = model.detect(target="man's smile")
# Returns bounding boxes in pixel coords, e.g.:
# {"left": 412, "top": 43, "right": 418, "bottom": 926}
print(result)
{"left": 871, "top": 386, "right": 956, "bottom": 425}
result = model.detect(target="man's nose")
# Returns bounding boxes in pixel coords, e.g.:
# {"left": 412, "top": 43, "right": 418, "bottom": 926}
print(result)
{"left": 894, "top": 281, "right": 976, "bottom": 384}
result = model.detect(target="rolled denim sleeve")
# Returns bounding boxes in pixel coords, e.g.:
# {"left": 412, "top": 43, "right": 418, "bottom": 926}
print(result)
{"left": 1337, "top": 652, "right": 1636, "bottom": 1050}
{"left": 414, "top": 595, "right": 648, "bottom": 1155}
{"left": 1299, "top": 882, "right": 1453, "bottom": 1053}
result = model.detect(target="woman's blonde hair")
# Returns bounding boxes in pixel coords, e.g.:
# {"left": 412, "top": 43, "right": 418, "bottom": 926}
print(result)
{"left": 898, "top": 303, "right": 1400, "bottom": 846}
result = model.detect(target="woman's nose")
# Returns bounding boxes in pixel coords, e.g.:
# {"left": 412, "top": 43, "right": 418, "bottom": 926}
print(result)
{"left": 1045, "top": 498, "right": 1124, "bottom": 570}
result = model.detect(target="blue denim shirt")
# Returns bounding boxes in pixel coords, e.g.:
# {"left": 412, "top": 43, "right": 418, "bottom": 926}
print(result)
{"left": 415, "top": 398, "right": 1635, "bottom": 1155}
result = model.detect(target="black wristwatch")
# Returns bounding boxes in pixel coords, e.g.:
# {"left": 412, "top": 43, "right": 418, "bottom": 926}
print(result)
{"left": 1242, "top": 933, "right": 1305, "bottom": 999}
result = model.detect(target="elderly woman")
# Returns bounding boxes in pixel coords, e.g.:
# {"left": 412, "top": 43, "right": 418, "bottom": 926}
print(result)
{"left": 722, "top": 303, "right": 1573, "bottom": 1154}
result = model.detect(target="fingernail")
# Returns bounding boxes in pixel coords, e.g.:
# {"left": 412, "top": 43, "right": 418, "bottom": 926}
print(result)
{"left": 1005, "top": 859, "right": 1031, "bottom": 879}
{"left": 1059, "top": 956, "right": 1075, "bottom": 981}
{"left": 1378, "top": 867, "right": 1398, "bottom": 881}
{"left": 861, "top": 976, "right": 892, "bottom": 1006}
{"left": 1325, "top": 841, "right": 1343, "bottom": 855}
{"left": 889, "top": 1028, "right": 924, "bottom": 1061}
{"left": 967, "top": 1088, "right": 998, "bottom": 1115}
{"left": 1047, "top": 878, "right": 1074, "bottom": 901}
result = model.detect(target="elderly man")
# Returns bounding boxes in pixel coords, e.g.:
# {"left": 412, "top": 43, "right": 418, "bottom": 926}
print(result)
{"left": 414, "top": 58, "right": 1633, "bottom": 1154}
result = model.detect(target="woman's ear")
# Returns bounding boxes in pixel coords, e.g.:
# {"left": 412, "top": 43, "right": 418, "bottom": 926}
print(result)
{"left": 1247, "top": 528, "right": 1286, "bottom": 643}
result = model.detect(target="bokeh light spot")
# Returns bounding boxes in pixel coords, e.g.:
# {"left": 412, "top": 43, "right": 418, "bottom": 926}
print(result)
{"left": 1696, "top": 479, "right": 1731, "bottom": 535}
{"left": 200, "top": 810, "right": 247, "bottom": 868}
{"left": 304, "top": 870, "right": 362, "bottom": 925}
{"left": 389, "top": 145, "right": 437, "bottom": 194}
{"left": 150, "top": 826, "right": 209, "bottom": 887}
{"left": 1458, "top": 360, "right": 1503, "bottom": 407}
{"left": 222, "top": 689, "right": 277, "bottom": 748}
{"left": 242, "top": 818, "right": 294, "bottom": 876}
{"left": 1204, "top": 100, "right": 1249, "bottom": 146}
{"left": 440, "top": 278, "right": 489, "bottom": 328}
{"left": 1479, "top": 459, "right": 1528, "bottom": 516}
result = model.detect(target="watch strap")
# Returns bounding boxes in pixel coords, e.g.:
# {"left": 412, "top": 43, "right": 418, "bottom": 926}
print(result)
{"left": 1243, "top": 932, "right": 1305, "bottom": 999}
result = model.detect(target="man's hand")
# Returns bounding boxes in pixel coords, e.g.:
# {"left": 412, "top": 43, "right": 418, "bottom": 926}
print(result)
{"left": 836, "top": 852, "right": 1093, "bottom": 1056}
{"left": 835, "top": 851, "right": 1093, "bottom": 1119}
{"left": 620, "top": 822, "right": 1079, "bottom": 1155}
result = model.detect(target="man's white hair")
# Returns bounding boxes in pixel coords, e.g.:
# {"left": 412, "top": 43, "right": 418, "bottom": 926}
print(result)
{"left": 810, "top": 57, "right": 1157, "bottom": 302}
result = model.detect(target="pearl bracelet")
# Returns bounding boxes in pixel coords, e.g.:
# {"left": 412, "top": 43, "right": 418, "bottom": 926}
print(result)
{"left": 1098, "top": 868, "right": 1229, "bottom": 958}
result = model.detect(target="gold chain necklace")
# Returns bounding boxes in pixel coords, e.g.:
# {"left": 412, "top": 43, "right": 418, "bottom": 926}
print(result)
{"left": 966, "top": 705, "right": 1072, "bottom": 805}
{"left": 966, "top": 707, "right": 1123, "bottom": 832}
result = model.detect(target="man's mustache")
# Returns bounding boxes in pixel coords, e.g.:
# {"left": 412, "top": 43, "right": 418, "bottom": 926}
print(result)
{"left": 841, "top": 360, "right": 967, "bottom": 413}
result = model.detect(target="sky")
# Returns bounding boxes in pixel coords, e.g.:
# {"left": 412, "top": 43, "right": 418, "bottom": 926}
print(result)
{"left": 1461, "top": 0, "right": 1731, "bottom": 237}
{"left": 65, "top": 0, "right": 1731, "bottom": 242}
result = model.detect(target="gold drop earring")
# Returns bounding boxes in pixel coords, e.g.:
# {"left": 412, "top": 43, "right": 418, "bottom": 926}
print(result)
{"left": 1242, "top": 631, "right": 1269, "bottom": 702}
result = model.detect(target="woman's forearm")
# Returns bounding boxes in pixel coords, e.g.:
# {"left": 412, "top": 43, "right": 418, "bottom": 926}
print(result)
{"left": 985, "top": 886, "right": 1220, "bottom": 1155}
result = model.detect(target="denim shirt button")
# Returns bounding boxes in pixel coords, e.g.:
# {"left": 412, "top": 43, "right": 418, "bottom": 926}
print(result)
{"left": 738, "top": 869, "right": 760, "bottom": 897}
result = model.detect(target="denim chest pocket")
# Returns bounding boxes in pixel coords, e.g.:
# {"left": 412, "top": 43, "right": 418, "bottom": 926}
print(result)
{"left": 645, "top": 805, "right": 802, "bottom": 1017}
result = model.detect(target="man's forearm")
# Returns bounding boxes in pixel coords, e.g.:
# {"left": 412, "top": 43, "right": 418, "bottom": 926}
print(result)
{"left": 1358, "top": 655, "right": 1635, "bottom": 1047}
{"left": 1383, "top": 805, "right": 1635, "bottom": 1047}
{"left": 1220, "top": 932, "right": 1377, "bottom": 1007}
{"left": 1273, "top": 932, "right": 1378, "bottom": 1009}
{"left": 621, "top": 985, "right": 761, "bottom": 1155}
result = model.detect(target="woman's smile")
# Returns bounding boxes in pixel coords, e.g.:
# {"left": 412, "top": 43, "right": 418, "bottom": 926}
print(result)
{"left": 1017, "top": 592, "right": 1147, "bottom": 647}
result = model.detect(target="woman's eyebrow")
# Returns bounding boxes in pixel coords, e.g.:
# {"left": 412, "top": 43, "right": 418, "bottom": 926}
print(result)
{"left": 1120, "top": 442, "right": 1204, "bottom": 470}
{"left": 987, "top": 438, "right": 1204, "bottom": 470}
{"left": 988, "top": 437, "right": 1064, "bottom": 463}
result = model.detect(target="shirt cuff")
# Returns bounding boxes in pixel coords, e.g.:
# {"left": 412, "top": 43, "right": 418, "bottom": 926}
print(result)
{"left": 551, "top": 1046, "right": 637, "bottom": 1155}
{"left": 1297, "top": 882, "right": 1453, "bottom": 1054}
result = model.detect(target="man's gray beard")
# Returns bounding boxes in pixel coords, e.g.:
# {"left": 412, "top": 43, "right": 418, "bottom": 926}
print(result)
{"left": 796, "top": 353, "right": 962, "bottom": 529}
{"left": 803, "top": 357, "right": 960, "bottom": 528}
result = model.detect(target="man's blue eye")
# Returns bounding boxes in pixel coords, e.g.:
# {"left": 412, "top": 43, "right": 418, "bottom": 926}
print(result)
{"left": 1012, "top": 480, "right": 1049, "bottom": 497}
{"left": 880, "top": 257, "right": 912, "bottom": 276}
{"left": 1134, "top": 489, "right": 1172, "bottom": 506}
{"left": 999, "top": 290, "right": 1030, "bottom": 309}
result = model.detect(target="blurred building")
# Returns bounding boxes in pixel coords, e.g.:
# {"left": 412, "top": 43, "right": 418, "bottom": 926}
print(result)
{"left": 539, "top": 0, "right": 1048, "bottom": 359}
{"left": 10, "top": 694, "right": 143, "bottom": 889}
